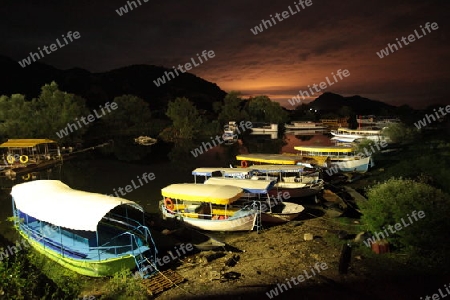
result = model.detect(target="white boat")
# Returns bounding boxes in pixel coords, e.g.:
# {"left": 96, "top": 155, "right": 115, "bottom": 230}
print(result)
{"left": 247, "top": 164, "right": 324, "bottom": 200}
{"left": 203, "top": 177, "right": 305, "bottom": 224}
{"left": 223, "top": 121, "right": 239, "bottom": 143}
{"left": 134, "top": 136, "right": 157, "bottom": 146}
{"left": 285, "top": 121, "right": 328, "bottom": 130}
{"left": 356, "top": 115, "right": 400, "bottom": 128}
{"left": 11, "top": 180, "right": 158, "bottom": 277}
{"left": 294, "top": 145, "right": 374, "bottom": 173}
{"left": 251, "top": 123, "right": 278, "bottom": 133}
{"left": 330, "top": 127, "right": 390, "bottom": 143}
{"left": 160, "top": 183, "right": 258, "bottom": 232}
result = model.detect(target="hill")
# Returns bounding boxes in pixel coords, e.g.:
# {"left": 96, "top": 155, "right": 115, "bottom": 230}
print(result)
{"left": 309, "top": 92, "right": 397, "bottom": 115}
{"left": 0, "top": 55, "right": 226, "bottom": 112}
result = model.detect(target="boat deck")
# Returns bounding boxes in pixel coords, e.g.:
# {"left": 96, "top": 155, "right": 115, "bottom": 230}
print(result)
{"left": 21, "top": 221, "right": 149, "bottom": 261}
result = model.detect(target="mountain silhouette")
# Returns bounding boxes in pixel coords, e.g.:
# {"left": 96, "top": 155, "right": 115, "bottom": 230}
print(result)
{"left": 0, "top": 55, "right": 226, "bottom": 112}
{"left": 309, "top": 92, "right": 397, "bottom": 115}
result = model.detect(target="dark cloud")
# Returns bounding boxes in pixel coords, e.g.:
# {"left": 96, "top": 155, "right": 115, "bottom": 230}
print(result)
{"left": 0, "top": 0, "right": 449, "bottom": 108}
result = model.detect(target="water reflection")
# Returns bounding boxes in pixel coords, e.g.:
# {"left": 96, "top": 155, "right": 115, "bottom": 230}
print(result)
{"left": 0, "top": 132, "right": 335, "bottom": 240}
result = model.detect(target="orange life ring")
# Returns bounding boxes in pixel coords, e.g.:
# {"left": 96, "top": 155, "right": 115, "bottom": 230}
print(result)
{"left": 241, "top": 160, "right": 248, "bottom": 168}
{"left": 164, "top": 198, "right": 175, "bottom": 210}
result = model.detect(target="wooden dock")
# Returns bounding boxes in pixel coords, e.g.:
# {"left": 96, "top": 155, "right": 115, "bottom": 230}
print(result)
{"left": 141, "top": 270, "right": 185, "bottom": 296}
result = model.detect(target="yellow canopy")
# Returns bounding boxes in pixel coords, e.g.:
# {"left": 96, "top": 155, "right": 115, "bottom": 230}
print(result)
{"left": 294, "top": 146, "right": 354, "bottom": 153}
{"left": 236, "top": 154, "right": 301, "bottom": 165}
{"left": 161, "top": 183, "right": 243, "bottom": 205}
{"left": 0, "top": 139, "right": 57, "bottom": 148}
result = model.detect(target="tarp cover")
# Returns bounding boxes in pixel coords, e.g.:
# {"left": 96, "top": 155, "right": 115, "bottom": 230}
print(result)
{"left": 11, "top": 180, "right": 143, "bottom": 232}
{"left": 0, "top": 139, "right": 57, "bottom": 148}
{"left": 204, "top": 177, "right": 275, "bottom": 194}
{"left": 161, "top": 183, "right": 243, "bottom": 205}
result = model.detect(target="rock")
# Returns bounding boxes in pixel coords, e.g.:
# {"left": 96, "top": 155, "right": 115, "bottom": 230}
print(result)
{"left": 354, "top": 232, "right": 372, "bottom": 243}
{"left": 304, "top": 233, "right": 314, "bottom": 241}
{"left": 161, "top": 229, "right": 172, "bottom": 235}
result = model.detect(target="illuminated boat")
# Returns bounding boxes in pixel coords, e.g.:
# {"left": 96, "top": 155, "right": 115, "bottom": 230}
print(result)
{"left": 0, "top": 139, "right": 62, "bottom": 177}
{"left": 284, "top": 121, "right": 328, "bottom": 130}
{"left": 294, "top": 145, "right": 374, "bottom": 173}
{"left": 330, "top": 127, "right": 390, "bottom": 143}
{"left": 11, "top": 180, "right": 158, "bottom": 277}
{"left": 160, "top": 183, "right": 257, "bottom": 231}
{"left": 203, "top": 177, "right": 305, "bottom": 224}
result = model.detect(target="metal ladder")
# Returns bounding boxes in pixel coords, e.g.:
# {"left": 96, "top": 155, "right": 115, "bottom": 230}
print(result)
{"left": 251, "top": 201, "right": 263, "bottom": 233}
{"left": 131, "top": 233, "right": 157, "bottom": 279}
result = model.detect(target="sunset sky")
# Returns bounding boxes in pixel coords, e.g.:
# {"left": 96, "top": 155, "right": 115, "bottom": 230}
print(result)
{"left": 1, "top": 0, "right": 449, "bottom": 109}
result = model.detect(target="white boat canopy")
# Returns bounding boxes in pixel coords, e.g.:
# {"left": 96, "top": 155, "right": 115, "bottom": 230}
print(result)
{"left": 248, "top": 165, "right": 307, "bottom": 173}
{"left": 11, "top": 180, "right": 143, "bottom": 232}
{"left": 192, "top": 167, "right": 251, "bottom": 177}
{"left": 161, "top": 183, "right": 243, "bottom": 205}
{"left": 204, "top": 177, "right": 276, "bottom": 194}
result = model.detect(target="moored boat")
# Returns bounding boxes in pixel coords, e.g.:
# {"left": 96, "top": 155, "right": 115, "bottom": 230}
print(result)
{"left": 250, "top": 123, "right": 278, "bottom": 133}
{"left": 160, "top": 183, "right": 258, "bottom": 232}
{"left": 0, "top": 139, "right": 62, "bottom": 177}
{"left": 236, "top": 153, "right": 315, "bottom": 167}
{"left": 247, "top": 165, "right": 324, "bottom": 200}
{"left": 134, "top": 136, "right": 157, "bottom": 146}
{"left": 284, "top": 121, "right": 328, "bottom": 130}
{"left": 294, "top": 145, "right": 374, "bottom": 173}
{"left": 11, "top": 180, "right": 158, "bottom": 277}
{"left": 203, "top": 177, "right": 305, "bottom": 224}
{"left": 330, "top": 127, "right": 390, "bottom": 143}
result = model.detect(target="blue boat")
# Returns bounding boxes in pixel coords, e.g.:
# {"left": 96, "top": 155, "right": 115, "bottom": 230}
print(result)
{"left": 11, "top": 180, "right": 158, "bottom": 277}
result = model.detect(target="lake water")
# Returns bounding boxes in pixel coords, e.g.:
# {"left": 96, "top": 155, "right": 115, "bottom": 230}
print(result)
{"left": 0, "top": 132, "right": 334, "bottom": 240}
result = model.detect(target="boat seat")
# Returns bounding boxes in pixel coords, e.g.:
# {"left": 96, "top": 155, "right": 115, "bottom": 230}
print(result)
{"left": 282, "top": 176, "right": 296, "bottom": 183}
{"left": 211, "top": 208, "right": 236, "bottom": 217}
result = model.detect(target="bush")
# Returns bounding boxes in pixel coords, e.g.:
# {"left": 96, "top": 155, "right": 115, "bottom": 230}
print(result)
{"left": 102, "top": 269, "right": 149, "bottom": 300}
{"left": 360, "top": 178, "right": 450, "bottom": 269}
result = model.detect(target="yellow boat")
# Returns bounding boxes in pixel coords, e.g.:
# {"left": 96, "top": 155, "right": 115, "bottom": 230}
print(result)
{"left": 160, "top": 183, "right": 258, "bottom": 231}
{"left": 294, "top": 145, "right": 373, "bottom": 173}
{"left": 0, "top": 139, "right": 62, "bottom": 177}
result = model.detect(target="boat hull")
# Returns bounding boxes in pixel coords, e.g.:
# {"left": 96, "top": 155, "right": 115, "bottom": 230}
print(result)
{"left": 261, "top": 202, "right": 305, "bottom": 223}
{"left": 17, "top": 228, "right": 138, "bottom": 277}
{"left": 268, "top": 181, "right": 324, "bottom": 200}
{"left": 161, "top": 206, "right": 257, "bottom": 231}
{"left": 332, "top": 156, "right": 372, "bottom": 173}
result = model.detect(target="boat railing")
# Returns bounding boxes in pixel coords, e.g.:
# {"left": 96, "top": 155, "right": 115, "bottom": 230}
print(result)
{"left": 91, "top": 231, "right": 138, "bottom": 258}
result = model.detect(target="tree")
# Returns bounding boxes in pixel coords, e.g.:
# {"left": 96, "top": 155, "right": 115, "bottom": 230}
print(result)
{"left": 246, "top": 95, "right": 288, "bottom": 124}
{"left": 217, "top": 91, "right": 248, "bottom": 123}
{"left": 163, "top": 97, "right": 202, "bottom": 140}
{"left": 0, "top": 82, "right": 88, "bottom": 143}
{"left": 382, "top": 123, "right": 418, "bottom": 144}
{"left": 99, "top": 94, "right": 152, "bottom": 136}
{"left": 360, "top": 178, "right": 450, "bottom": 268}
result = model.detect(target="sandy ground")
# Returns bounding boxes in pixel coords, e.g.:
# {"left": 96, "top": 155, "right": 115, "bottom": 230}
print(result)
{"left": 150, "top": 205, "right": 445, "bottom": 300}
